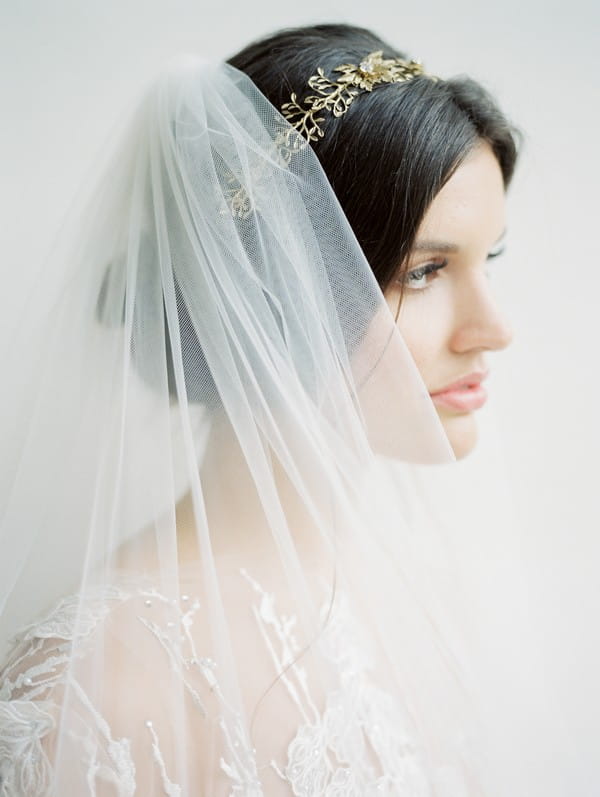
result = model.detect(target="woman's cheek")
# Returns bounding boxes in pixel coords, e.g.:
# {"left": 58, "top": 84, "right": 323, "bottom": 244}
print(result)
{"left": 397, "top": 291, "right": 451, "bottom": 382}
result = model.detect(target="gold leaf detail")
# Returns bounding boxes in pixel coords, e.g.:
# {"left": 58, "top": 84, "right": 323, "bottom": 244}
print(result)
{"left": 226, "top": 51, "right": 431, "bottom": 218}
{"left": 281, "top": 50, "right": 431, "bottom": 143}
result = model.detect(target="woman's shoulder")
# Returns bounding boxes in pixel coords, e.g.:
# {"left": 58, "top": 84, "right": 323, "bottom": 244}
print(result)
{"left": 0, "top": 572, "right": 432, "bottom": 796}
{"left": 0, "top": 585, "right": 130, "bottom": 699}
{"left": 0, "top": 576, "right": 221, "bottom": 709}
{"left": 0, "top": 579, "right": 221, "bottom": 796}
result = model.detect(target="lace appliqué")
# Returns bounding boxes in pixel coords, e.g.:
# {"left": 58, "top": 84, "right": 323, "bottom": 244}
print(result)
{"left": 0, "top": 587, "right": 135, "bottom": 796}
{"left": 0, "top": 577, "right": 428, "bottom": 796}
{"left": 241, "top": 571, "right": 430, "bottom": 797}
{"left": 0, "top": 701, "right": 54, "bottom": 796}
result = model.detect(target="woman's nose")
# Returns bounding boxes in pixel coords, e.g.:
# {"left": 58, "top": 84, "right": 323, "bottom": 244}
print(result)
{"left": 449, "top": 275, "right": 513, "bottom": 354}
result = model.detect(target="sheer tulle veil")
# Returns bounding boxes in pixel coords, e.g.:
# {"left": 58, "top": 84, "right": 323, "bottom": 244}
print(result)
{"left": 0, "top": 56, "right": 578, "bottom": 796}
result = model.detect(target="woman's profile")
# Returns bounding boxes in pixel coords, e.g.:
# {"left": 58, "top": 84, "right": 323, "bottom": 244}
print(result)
{"left": 0, "top": 23, "right": 530, "bottom": 796}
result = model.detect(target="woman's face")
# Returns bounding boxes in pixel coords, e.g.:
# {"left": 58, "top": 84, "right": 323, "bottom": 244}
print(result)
{"left": 385, "top": 141, "right": 512, "bottom": 459}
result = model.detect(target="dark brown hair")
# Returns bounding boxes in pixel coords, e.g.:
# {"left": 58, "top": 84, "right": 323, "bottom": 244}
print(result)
{"left": 104, "top": 24, "right": 520, "bottom": 407}
{"left": 229, "top": 23, "right": 519, "bottom": 291}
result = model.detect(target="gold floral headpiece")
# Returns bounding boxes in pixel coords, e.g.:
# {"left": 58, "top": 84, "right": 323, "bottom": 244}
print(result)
{"left": 282, "top": 51, "right": 432, "bottom": 143}
{"left": 224, "top": 51, "right": 433, "bottom": 220}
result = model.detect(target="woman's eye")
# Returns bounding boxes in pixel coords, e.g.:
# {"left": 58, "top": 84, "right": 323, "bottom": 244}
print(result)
{"left": 401, "top": 260, "right": 448, "bottom": 291}
{"left": 487, "top": 238, "right": 506, "bottom": 260}
{"left": 485, "top": 243, "right": 506, "bottom": 278}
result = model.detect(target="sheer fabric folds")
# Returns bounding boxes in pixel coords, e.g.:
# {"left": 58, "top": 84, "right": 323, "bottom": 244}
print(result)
{"left": 1, "top": 58, "right": 509, "bottom": 795}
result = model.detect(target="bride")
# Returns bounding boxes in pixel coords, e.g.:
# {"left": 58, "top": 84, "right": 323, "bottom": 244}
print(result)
{"left": 0, "top": 23, "right": 523, "bottom": 796}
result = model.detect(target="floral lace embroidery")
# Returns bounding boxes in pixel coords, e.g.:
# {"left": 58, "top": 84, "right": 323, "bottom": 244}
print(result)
{"left": 241, "top": 570, "right": 429, "bottom": 797}
{"left": 0, "top": 578, "right": 428, "bottom": 796}
{"left": 0, "top": 701, "right": 54, "bottom": 796}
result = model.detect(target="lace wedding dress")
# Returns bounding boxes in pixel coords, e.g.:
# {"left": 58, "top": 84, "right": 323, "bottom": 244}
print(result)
{"left": 0, "top": 571, "right": 432, "bottom": 796}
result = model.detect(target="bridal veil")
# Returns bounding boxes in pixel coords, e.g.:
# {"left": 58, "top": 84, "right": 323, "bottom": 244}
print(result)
{"left": 0, "top": 57, "right": 572, "bottom": 796}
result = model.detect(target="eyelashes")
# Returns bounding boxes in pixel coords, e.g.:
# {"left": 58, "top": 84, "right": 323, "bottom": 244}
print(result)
{"left": 487, "top": 244, "right": 506, "bottom": 260}
{"left": 399, "top": 259, "right": 448, "bottom": 291}
{"left": 484, "top": 243, "right": 506, "bottom": 278}
{"left": 398, "top": 244, "right": 507, "bottom": 292}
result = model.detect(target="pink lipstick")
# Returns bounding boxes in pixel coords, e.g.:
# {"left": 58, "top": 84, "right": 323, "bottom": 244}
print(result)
{"left": 429, "top": 372, "right": 488, "bottom": 413}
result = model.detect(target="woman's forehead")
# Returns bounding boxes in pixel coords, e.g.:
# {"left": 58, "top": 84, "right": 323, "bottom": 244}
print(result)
{"left": 415, "top": 143, "right": 506, "bottom": 251}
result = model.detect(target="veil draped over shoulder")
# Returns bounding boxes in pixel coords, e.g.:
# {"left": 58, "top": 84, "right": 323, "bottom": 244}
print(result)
{"left": 0, "top": 58, "right": 575, "bottom": 796}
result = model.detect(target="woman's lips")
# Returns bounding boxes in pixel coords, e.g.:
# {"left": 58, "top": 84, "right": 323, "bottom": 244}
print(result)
{"left": 429, "top": 373, "right": 488, "bottom": 412}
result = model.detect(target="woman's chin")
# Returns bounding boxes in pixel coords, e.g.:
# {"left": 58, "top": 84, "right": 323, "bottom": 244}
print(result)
{"left": 439, "top": 411, "right": 479, "bottom": 460}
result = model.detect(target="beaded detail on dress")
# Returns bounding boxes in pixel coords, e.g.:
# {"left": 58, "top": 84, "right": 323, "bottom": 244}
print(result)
{"left": 0, "top": 575, "right": 430, "bottom": 796}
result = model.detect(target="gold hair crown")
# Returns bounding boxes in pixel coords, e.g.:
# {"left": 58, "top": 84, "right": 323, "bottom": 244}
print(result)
{"left": 282, "top": 51, "right": 430, "bottom": 143}
{"left": 225, "top": 51, "right": 432, "bottom": 220}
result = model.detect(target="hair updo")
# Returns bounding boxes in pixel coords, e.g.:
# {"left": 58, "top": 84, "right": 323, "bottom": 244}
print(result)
{"left": 229, "top": 23, "right": 519, "bottom": 291}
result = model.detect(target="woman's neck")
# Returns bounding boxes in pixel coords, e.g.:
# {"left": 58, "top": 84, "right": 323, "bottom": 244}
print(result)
{"left": 174, "top": 411, "right": 336, "bottom": 574}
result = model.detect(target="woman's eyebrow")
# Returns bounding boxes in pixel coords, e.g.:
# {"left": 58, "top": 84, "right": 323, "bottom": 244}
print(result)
{"left": 412, "top": 240, "right": 460, "bottom": 253}
{"left": 412, "top": 229, "right": 507, "bottom": 254}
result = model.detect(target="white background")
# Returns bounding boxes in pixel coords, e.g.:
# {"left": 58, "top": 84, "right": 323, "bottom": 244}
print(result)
{"left": 1, "top": 0, "right": 599, "bottom": 789}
